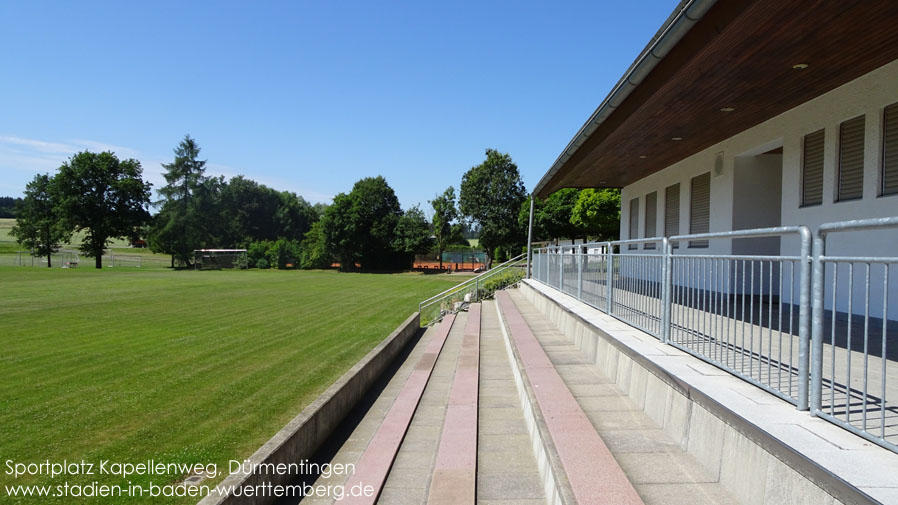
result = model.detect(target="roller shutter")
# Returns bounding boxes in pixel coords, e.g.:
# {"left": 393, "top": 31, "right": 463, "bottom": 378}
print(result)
{"left": 883, "top": 104, "right": 898, "bottom": 196}
{"left": 838, "top": 115, "right": 865, "bottom": 201}
{"left": 689, "top": 173, "right": 710, "bottom": 248}
{"left": 644, "top": 192, "right": 657, "bottom": 249}
{"left": 801, "top": 129, "right": 825, "bottom": 206}
{"left": 628, "top": 198, "right": 639, "bottom": 250}
{"left": 665, "top": 183, "right": 680, "bottom": 248}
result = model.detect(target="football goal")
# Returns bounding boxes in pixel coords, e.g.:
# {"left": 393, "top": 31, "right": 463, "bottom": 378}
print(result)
{"left": 194, "top": 249, "right": 248, "bottom": 270}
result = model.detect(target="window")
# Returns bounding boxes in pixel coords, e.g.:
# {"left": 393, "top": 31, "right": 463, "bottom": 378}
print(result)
{"left": 882, "top": 103, "right": 898, "bottom": 196}
{"left": 644, "top": 192, "right": 657, "bottom": 249}
{"left": 628, "top": 198, "right": 638, "bottom": 250}
{"left": 689, "top": 173, "right": 710, "bottom": 248}
{"left": 665, "top": 184, "right": 680, "bottom": 248}
{"left": 801, "top": 129, "right": 825, "bottom": 206}
{"left": 837, "top": 115, "right": 865, "bottom": 201}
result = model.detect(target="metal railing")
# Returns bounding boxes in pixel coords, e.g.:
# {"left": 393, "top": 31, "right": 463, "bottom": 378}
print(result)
{"left": 533, "top": 227, "right": 812, "bottom": 408}
{"left": 419, "top": 254, "right": 527, "bottom": 325}
{"left": 811, "top": 217, "right": 898, "bottom": 453}
{"left": 667, "top": 227, "right": 812, "bottom": 408}
{"left": 533, "top": 219, "right": 898, "bottom": 453}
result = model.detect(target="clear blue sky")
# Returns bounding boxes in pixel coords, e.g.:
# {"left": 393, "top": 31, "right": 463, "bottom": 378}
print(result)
{"left": 0, "top": 0, "right": 674, "bottom": 210}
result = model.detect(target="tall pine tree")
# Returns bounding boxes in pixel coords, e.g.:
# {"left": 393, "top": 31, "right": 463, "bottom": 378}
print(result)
{"left": 148, "top": 135, "right": 210, "bottom": 267}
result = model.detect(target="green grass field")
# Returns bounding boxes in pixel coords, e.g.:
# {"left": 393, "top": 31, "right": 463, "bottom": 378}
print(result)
{"left": 0, "top": 267, "right": 459, "bottom": 503}
{"left": 0, "top": 218, "right": 173, "bottom": 266}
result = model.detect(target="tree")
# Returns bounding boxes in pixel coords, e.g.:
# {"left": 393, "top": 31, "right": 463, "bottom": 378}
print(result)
{"left": 274, "top": 191, "right": 318, "bottom": 242}
{"left": 218, "top": 176, "right": 282, "bottom": 244}
{"left": 322, "top": 176, "right": 403, "bottom": 271}
{"left": 393, "top": 206, "right": 433, "bottom": 267}
{"left": 300, "top": 220, "right": 332, "bottom": 269}
{"left": 519, "top": 188, "right": 584, "bottom": 244}
{"left": 459, "top": 149, "right": 527, "bottom": 267}
{"left": 150, "top": 135, "right": 210, "bottom": 267}
{"left": 430, "top": 186, "right": 458, "bottom": 269}
{"left": 55, "top": 151, "right": 152, "bottom": 269}
{"left": 0, "top": 196, "right": 23, "bottom": 218}
{"left": 10, "top": 174, "right": 70, "bottom": 267}
{"left": 570, "top": 188, "right": 621, "bottom": 241}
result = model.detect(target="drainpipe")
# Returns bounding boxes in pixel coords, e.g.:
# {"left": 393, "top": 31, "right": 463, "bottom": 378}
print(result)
{"left": 526, "top": 195, "right": 535, "bottom": 278}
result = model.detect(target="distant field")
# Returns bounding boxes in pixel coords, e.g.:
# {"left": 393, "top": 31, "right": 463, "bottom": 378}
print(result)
{"left": 0, "top": 268, "right": 460, "bottom": 504}
{"left": 0, "top": 218, "right": 171, "bottom": 266}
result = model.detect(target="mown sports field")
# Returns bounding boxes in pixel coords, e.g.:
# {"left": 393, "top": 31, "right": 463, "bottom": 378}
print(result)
{"left": 0, "top": 267, "right": 460, "bottom": 504}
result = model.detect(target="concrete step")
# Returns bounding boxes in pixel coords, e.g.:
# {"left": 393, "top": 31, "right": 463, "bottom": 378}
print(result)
{"left": 503, "top": 288, "right": 739, "bottom": 505}
{"left": 338, "top": 312, "right": 460, "bottom": 505}
{"left": 495, "top": 290, "right": 645, "bottom": 505}
{"left": 476, "top": 300, "right": 548, "bottom": 504}
{"left": 427, "top": 303, "right": 481, "bottom": 505}
{"left": 278, "top": 303, "right": 548, "bottom": 505}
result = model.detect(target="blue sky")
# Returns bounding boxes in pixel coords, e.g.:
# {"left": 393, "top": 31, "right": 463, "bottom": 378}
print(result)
{"left": 0, "top": 0, "right": 674, "bottom": 210}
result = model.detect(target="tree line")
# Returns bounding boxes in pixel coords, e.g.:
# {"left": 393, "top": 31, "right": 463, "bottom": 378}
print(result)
{"left": 0, "top": 196, "right": 23, "bottom": 218}
{"left": 10, "top": 137, "right": 620, "bottom": 270}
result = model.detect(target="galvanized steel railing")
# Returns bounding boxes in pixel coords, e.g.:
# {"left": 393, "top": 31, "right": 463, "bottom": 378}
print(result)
{"left": 531, "top": 218, "right": 898, "bottom": 454}
{"left": 533, "top": 228, "right": 811, "bottom": 408}
{"left": 811, "top": 217, "right": 898, "bottom": 453}
{"left": 419, "top": 254, "right": 526, "bottom": 326}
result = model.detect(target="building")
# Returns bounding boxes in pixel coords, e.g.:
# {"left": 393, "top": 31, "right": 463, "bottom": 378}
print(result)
{"left": 531, "top": 0, "right": 898, "bottom": 314}
{"left": 527, "top": 0, "right": 898, "bottom": 456}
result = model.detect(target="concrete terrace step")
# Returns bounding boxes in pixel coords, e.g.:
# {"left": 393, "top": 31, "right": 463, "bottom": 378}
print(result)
{"left": 502, "top": 288, "right": 739, "bottom": 505}
{"left": 282, "top": 303, "right": 548, "bottom": 505}
{"left": 427, "top": 303, "right": 480, "bottom": 505}
{"left": 495, "top": 290, "right": 645, "bottom": 505}
{"left": 337, "top": 313, "right": 458, "bottom": 505}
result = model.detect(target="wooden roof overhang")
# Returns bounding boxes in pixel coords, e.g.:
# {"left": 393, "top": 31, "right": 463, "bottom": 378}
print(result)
{"left": 534, "top": 0, "right": 898, "bottom": 198}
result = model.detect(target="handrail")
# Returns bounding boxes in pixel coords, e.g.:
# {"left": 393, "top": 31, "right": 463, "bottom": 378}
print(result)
{"left": 418, "top": 253, "right": 526, "bottom": 306}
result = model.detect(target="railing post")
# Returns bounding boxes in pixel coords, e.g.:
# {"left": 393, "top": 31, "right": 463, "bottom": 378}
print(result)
{"left": 475, "top": 278, "right": 480, "bottom": 302}
{"left": 577, "top": 247, "right": 583, "bottom": 300}
{"left": 526, "top": 195, "right": 534, "bottom": 279}
{"left": 795, "top": 226, "right": 812, "bottom": 411}
{"left": 559, "top": 247, "right": 564, "bottom": 291}
{"left": 661, "top": 238, "right": 672, "bottom": 344}
{"left": 605, "top": 243, "right": 613, "bottom": 314}
{"left": 809, "top": 231, "right": 826, "bottom": 415}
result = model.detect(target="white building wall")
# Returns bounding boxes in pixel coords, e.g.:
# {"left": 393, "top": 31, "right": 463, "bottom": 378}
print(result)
{"left": 619, "top": 58, "right": 898, "bottom": 316}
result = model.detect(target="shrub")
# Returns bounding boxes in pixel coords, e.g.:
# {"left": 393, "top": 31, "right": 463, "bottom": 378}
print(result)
{"left": 476, "top": 268, "right": 524, "bottom": 300}
{"left": 255, "top": 258, "right": 270, "bottom": 269}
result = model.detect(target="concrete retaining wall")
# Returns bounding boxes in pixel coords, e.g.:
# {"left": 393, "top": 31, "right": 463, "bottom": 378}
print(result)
{"left": 518, "top": 281, "right": 881, "bottom": 505}
{"left": 198, "top": 312, "right": 421, "bottom": 505}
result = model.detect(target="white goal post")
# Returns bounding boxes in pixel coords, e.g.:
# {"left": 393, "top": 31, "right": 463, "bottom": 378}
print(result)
{"left": 194, "top": 249, "right": 248, "bottom": 270}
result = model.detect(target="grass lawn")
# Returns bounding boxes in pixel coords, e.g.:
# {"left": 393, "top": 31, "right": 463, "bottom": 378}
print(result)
{"left": 0, "top": 218, "right": 173, "bottom": 266}
{"left": 0, "top": 267, "right": 460, "bottom": 503}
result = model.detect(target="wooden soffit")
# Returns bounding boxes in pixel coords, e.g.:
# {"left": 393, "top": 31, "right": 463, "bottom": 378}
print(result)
{"left": 537, "top": 0, "right": 898, "bottom": 197}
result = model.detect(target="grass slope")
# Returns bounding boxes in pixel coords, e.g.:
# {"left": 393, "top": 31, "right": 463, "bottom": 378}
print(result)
{"left": 0, "top": 268, "right": 459, "bottom": 503}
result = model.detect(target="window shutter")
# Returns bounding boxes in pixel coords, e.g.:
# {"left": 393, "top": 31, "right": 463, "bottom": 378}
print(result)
{"left": 665, "top": 183, "right": 680, "bottom": 248}
{"left": 838, "top": 115, "right": 865, "bottom": 201}
{"left": 628, "top": 198, "right": 639, "bottom": 250}
{"left": 883, "top": 104, "right": 898, "bottom": 196}
{"left": 801, "top": 129, "right": 825, "bottom": 206}
{"left": 689, "top": 172, "right": 710, "bottom": 248}
{"left": 644, "top": 192, "right": 657, "bottom": 249}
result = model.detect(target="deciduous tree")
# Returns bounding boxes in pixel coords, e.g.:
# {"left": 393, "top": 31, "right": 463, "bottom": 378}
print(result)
{"left": 323, "top": 176, "right": 403, "bottom": 270}
{"left": 430, "top": 186, "right": 458, "bottom": 269}
{"left": 459, "top": 149, "right": 526, "bottom": 267}
{"left": 55, "top": 151, "right": 152, "bottom": 268}
{"left": 10, "top": 173, "right": 70, "bottom": 267}
{"left": 570, "top": 188, "right": 621, "bottom": 241}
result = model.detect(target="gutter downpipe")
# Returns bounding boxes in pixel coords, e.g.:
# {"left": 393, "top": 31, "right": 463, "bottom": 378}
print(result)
{"left": 526, "top": 195, "right": 535, "bottom": 278}
{"left": 532, "top": 0, "right": 718, "bottom": 196}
